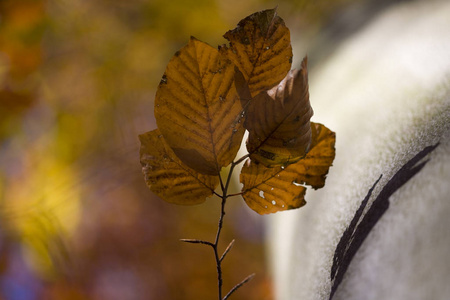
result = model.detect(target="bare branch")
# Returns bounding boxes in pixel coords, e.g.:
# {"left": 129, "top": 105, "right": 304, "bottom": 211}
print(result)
{"left": 234, "top": 153, "right": 250, "bottom": 165}
{"left": 226, "top": 192, "right": 243, "bottom": 198}
{"left": 220, "top": 239, "right": 235, "bottom": 262}
{"left": 223, "top": 273, "right": 256, "bottom": 300}
{"left": 180, "top": 239, "right": 214, "bottom": 247}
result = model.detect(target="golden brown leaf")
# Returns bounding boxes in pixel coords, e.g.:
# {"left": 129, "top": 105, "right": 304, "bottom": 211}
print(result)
{"left": 220, "top": 8, "right": 293, "bottom": 97}
{"left": 294, "top": 122, "right": 337, "bottom": 189}
{"left": 245, "top": 57, "right": 313, "bottom": 167}
{"left": 155, "top": 37, "right": 251, "bottom": 175}
{"left": 240, "top": 122, "right": 335, "bottom": 214}
{"left": 240, "top": 161, "right": 307, "bottom": 214}
{"left": 139, "top": 129, "right": 220, "bottom": 205}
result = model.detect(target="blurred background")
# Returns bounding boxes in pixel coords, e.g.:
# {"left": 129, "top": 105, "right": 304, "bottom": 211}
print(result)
{"left": 0, "top": 0, "right": 406, "bottom": 299}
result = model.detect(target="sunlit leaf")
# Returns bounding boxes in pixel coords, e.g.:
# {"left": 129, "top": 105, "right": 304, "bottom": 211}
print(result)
{"left": 294, "top": 122, "right": 336, "bottom": 189}
{"left": 245, "top": 57, "right": 313, "bottom": 167}
{"left": 220, "top": 8, "right": 293, "bottom": 97}
{"left": 240, "top": 161, "right": 307, "bottom": 214}
{"left": 139, "top": 129, "right": 220, "bottom": 204}
{"left": 240, "top": 122, "right": 335, "bottom": 214}
{"left": 155, "top": 37, "right": 251, "bottom": 175}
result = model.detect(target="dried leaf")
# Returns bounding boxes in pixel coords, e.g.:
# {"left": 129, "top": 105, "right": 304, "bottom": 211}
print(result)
{"left": 220, "top": 8, "right": 293, "bottom": 97}
{"left": 155, "top": 37, "right": 251, "bottom": 175}
{"left": 240, "top": 161, "right": 307, "bottom": 214}
{"left": 295, "top": 122, "right": 336, "bottom": 189}
{"left": 240, "top": 122, "right": 335, "bottom": 214}
{"left": 139, "top": 129, "right": 220, "bottom": 204}
{"left": 245, "top": 57, "right": 313, "bottom": 167}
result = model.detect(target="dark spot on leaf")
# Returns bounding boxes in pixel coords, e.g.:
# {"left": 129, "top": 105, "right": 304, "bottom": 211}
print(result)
{"left": 241, "top": 37, "right": 250, "bottom": 45}
{"left": 160, "top": 74, "right": 168, "bottom": 85}
{"left": 252, "top": 8, "right": 277, "bottom": 36}
{"left": 258, "top": 149, "right": 276, "bottom": 160}
{"left": 172, "top": 147, "right": 218, "bottom": 176}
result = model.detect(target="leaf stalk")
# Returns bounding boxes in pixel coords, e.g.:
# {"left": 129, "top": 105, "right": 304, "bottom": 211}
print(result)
{"left": 181, "top": 154, "right": 254, "bottom": 300}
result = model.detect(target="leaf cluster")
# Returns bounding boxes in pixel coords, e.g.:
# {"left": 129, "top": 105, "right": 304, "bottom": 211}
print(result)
{"left": 139, "top": 8, "right": 336, "bottom": 214}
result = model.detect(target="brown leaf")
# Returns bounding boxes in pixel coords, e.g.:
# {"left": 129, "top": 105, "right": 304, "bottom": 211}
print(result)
{"left": 240, "top": 161, "right": 307, "bottom": 214}
{"left": 294, "top": 122, "right": 337, "bottom": 189}
{"left": 240, "top": 122, "right": 335, "bottom": 214}
{"left": 245, "top": 57, "right": 313, "bottom": 167}
{"left": 155, "top": 37, "right": 251, "bottom": 175}
{"left": 220, "top": 8, "right": 293, "bottom": 97}
{"left": 139, "top": 129, "right": 220, "bottom": 205}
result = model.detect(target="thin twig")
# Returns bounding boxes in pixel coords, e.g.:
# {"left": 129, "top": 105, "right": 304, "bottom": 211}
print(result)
{"left": 226, "top": 192, "right": 243, "bottom": 198}
{"left": 214, "top": 196, "right": 227, "bottom": 299}
{"left": 220, "top": 239, "right": 235, "bottom": 262}
{"left": 223, "top": 164, "right": 236, "bottom": 195}
{"left": 180, "top": 239, "right": 214, "bottom": 247}
{"left": 181, "top": 155, "right": 255, "bottom": 300}
{"left": 215, "top": 198, "right": 227, "bottom": 245}
{"left": 219, "top": 171, "right": 226, "bottom": 194}
{"left": 234, "top": 153, "right": 250, "bottom": 166}
{"left": 223, "top": 273, "right": 256, "bottom": 300}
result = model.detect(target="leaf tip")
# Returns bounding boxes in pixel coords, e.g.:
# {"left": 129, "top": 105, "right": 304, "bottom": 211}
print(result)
{"left": 301, "top": 55, "right": 308, "bottom": 69}
{"left": 189, "top": 35, "right": 199, "bottom": 42}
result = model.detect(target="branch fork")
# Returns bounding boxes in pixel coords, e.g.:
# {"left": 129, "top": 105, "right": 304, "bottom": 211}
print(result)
{"left": 181, "top": 159, "right": 254, "bottom": 300}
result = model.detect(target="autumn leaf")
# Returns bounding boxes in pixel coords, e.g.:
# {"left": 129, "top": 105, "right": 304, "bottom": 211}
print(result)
{"left": 139, "top": 129, "right": 220, "bottom": 205}
{"left": 138, "top": 8, "right": 337, "bottom": 297}
{"left": 245, "top": 57, "right": 313, "bottom": 167}
{"left": 240, "top": 123, "right": 335, "bottom": 214}
{"left": 293, "top": 122, "right": 336, "bottom": 189}
{"left": 240, "top": 162, "right": 307, "bottom": 214}
{"left": 220, "top": 8, "right": 293, "bottom": 97}
{"left": 155, "top": 37, "right": 251, "bottom": 176}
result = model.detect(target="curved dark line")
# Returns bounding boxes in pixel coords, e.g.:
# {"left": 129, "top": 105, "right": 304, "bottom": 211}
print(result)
{"left": 329, "top": 142, "right": 440, "bottom": 300}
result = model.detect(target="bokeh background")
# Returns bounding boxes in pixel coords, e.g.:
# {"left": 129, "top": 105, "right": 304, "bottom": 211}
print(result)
{"left": 0, "top": 0, "right": 402, "bottom": 299}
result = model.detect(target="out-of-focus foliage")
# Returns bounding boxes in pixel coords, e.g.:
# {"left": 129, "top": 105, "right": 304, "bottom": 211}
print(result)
{"left": 0, "top": 0, "right": 356, "bottom": 299}
{"left": 0, "top": 0, "right": 46, "bottom": 139}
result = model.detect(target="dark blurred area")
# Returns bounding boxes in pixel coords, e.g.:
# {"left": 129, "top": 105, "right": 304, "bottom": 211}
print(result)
{"left": 0, "top": 0, "right": 406, "bottom": 299}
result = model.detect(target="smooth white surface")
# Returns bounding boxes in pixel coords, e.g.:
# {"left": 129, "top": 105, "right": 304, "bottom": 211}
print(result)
{"left": 269, "top": 1, "right": 450, "bottom": 299}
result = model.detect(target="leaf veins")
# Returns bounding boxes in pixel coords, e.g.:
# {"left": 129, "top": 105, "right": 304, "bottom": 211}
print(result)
{"left": 245, "top": 57, "right": 313, "bottom": 167}
{"left": 139, "top": 129, "right": 220, "bottom": 204}
{"left": 155, "top": 37, "right": 251, "bottom": 175}
{"left": 220, "top": 8, "right": 293, "bottom": 97}
{"left": 240, "top": 123, "right": 336, "bottom": 214}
